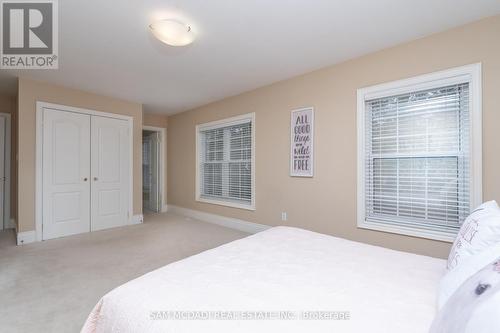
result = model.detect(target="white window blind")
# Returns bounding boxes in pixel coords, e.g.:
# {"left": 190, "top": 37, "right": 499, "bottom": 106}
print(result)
{"left": 364, "top": 83, "right": 470, "bottom": 234}
{"left": 197, "top": 115, "right": 254, "bottom": 208}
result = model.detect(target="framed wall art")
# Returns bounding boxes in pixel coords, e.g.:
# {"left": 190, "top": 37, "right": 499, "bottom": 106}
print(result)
{"left": 290, "top": 107, "right": 314, "bottom": 177}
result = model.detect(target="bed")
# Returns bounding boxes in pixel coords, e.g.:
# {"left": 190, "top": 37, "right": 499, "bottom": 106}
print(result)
{"left": 82, "top": 226, "right": 445, "bottom": 333}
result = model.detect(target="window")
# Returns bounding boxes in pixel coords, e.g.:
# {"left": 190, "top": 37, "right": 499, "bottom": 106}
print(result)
{"left": 196, "top": 113, "right": 255, "bottom": 210}
{"left": 357, "top": 64, "right": 482, "bottom": 241}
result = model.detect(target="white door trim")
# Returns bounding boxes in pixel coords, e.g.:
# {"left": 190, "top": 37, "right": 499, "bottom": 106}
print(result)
{"left": 35, "top": 101, "right": 134, "bottom": 242}
{"left": 143, "top": 125, "right": 166, "bottom": 213}
{"left": 0, "top": 113, "right": 11, "bottom": 230}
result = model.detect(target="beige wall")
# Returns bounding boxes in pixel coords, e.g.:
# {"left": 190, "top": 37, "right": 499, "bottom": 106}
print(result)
{"left": 167, "top": 15, "right": 500, "bottom": 258}
{"left": 144, "top": 112, "right": 168, "bottom": 128}
{"left": 143, "top": 112, "right": 168, "bottom": 210}
{"left": 0, "top": 92, "right": 17, "bottom": 224}
{"left": 18, "top": 78, "right": 143, "bottom": 233}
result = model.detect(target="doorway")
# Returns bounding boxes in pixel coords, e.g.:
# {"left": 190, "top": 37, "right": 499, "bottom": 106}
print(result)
{"left": 142, "top": 126, "right": 165, "bottom": 213}
{"left": 0, "top": 113, "right": 11, "bottom": 231}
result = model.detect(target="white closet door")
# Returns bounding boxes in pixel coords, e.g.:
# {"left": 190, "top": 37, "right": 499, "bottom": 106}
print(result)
{"left": 42, "top": 109, "right": 91, "bottom": 240}
{"left": 0, "top": 116, "right": 5, "bottom": 230}
{"left": 91, "top": 116, "right": 130, "bottom": 231}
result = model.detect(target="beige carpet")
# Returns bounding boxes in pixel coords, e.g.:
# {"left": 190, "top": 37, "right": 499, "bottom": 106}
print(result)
{"left": 0, "top": 213, "right": 248, "bottom": 333}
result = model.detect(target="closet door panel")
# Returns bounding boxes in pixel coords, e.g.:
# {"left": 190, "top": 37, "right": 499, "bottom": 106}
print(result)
{"left": 42, "top": 109, "right": 91, "bottom": 240}
{"left": 91, "top": 116, "right": 129, "bottom": 231}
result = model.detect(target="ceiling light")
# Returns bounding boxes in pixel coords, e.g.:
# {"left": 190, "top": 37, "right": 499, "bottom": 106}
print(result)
{"left": 149, "top": 19, "right": 195, "bottom": 46}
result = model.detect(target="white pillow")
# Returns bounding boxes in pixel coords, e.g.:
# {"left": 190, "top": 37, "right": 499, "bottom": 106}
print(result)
{"left": 430, "top": 256, "right": 500, "bottom": 333}
{"left": 438, "top": 242, "right": 500, "bottom": 308}
{"left": 447, "top": 201, "right": 500, "bottom": 271}
{"left": 464, "top": 284, "right": 500, "bottom": 333}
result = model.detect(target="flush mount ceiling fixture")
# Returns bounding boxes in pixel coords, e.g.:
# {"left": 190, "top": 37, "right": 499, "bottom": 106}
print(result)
{"left": 149, "top": 19, "right": 195, "bottom": 46}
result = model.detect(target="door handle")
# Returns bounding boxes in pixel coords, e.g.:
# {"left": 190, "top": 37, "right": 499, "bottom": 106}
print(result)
{"left": 94, "top": 177, "right": 98, "bottom": 181}
{"left": 83, "top": 177, "right": 88, "bottom": 181}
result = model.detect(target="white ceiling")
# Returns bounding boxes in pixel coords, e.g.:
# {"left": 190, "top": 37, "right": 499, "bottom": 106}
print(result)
{"left": 1, "top": 0, "right": 499, "bottom": 114}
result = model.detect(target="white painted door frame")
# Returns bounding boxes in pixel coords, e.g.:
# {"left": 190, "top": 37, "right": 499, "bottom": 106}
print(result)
{"left": 143, "top": 125, "right": 166, "bottom": 212}
{"left": 35, "top": 101, "right": 134, "bottom": 242}
{"left": 0, "top": 113, "right": 11, "bottom": 230}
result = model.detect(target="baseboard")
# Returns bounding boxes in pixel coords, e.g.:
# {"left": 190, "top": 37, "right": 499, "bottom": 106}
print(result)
{"left": 130, "top": 214, "right": 144, "bottom": 225}
{"left": 161, "top": 205, "right": 169, "bottom": 213}
{"left": 167, "top": 205, "right": 270, "bottom": 234}
{"left": 17, "top": 230, "right": 36, "bottom": 245}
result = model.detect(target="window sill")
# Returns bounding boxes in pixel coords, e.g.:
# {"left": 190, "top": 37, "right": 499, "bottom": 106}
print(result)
{"left": 358, "top": 219, "right": 457, "bottom": 242}
{"left": 196, "top": 197, "right": 255, "bottom": 211}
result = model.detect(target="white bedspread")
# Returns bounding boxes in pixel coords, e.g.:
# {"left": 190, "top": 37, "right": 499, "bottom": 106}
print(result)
{"left": 82, "top": 227, "right": 445, "bottom": 333}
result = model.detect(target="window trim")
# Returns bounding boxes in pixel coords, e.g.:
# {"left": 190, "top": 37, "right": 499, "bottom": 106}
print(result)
{"left": 195, "top": 112, "right": 256, "bottom": 211}
{"left": 356, "top": 63, "right": 482, "bottom": 242}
